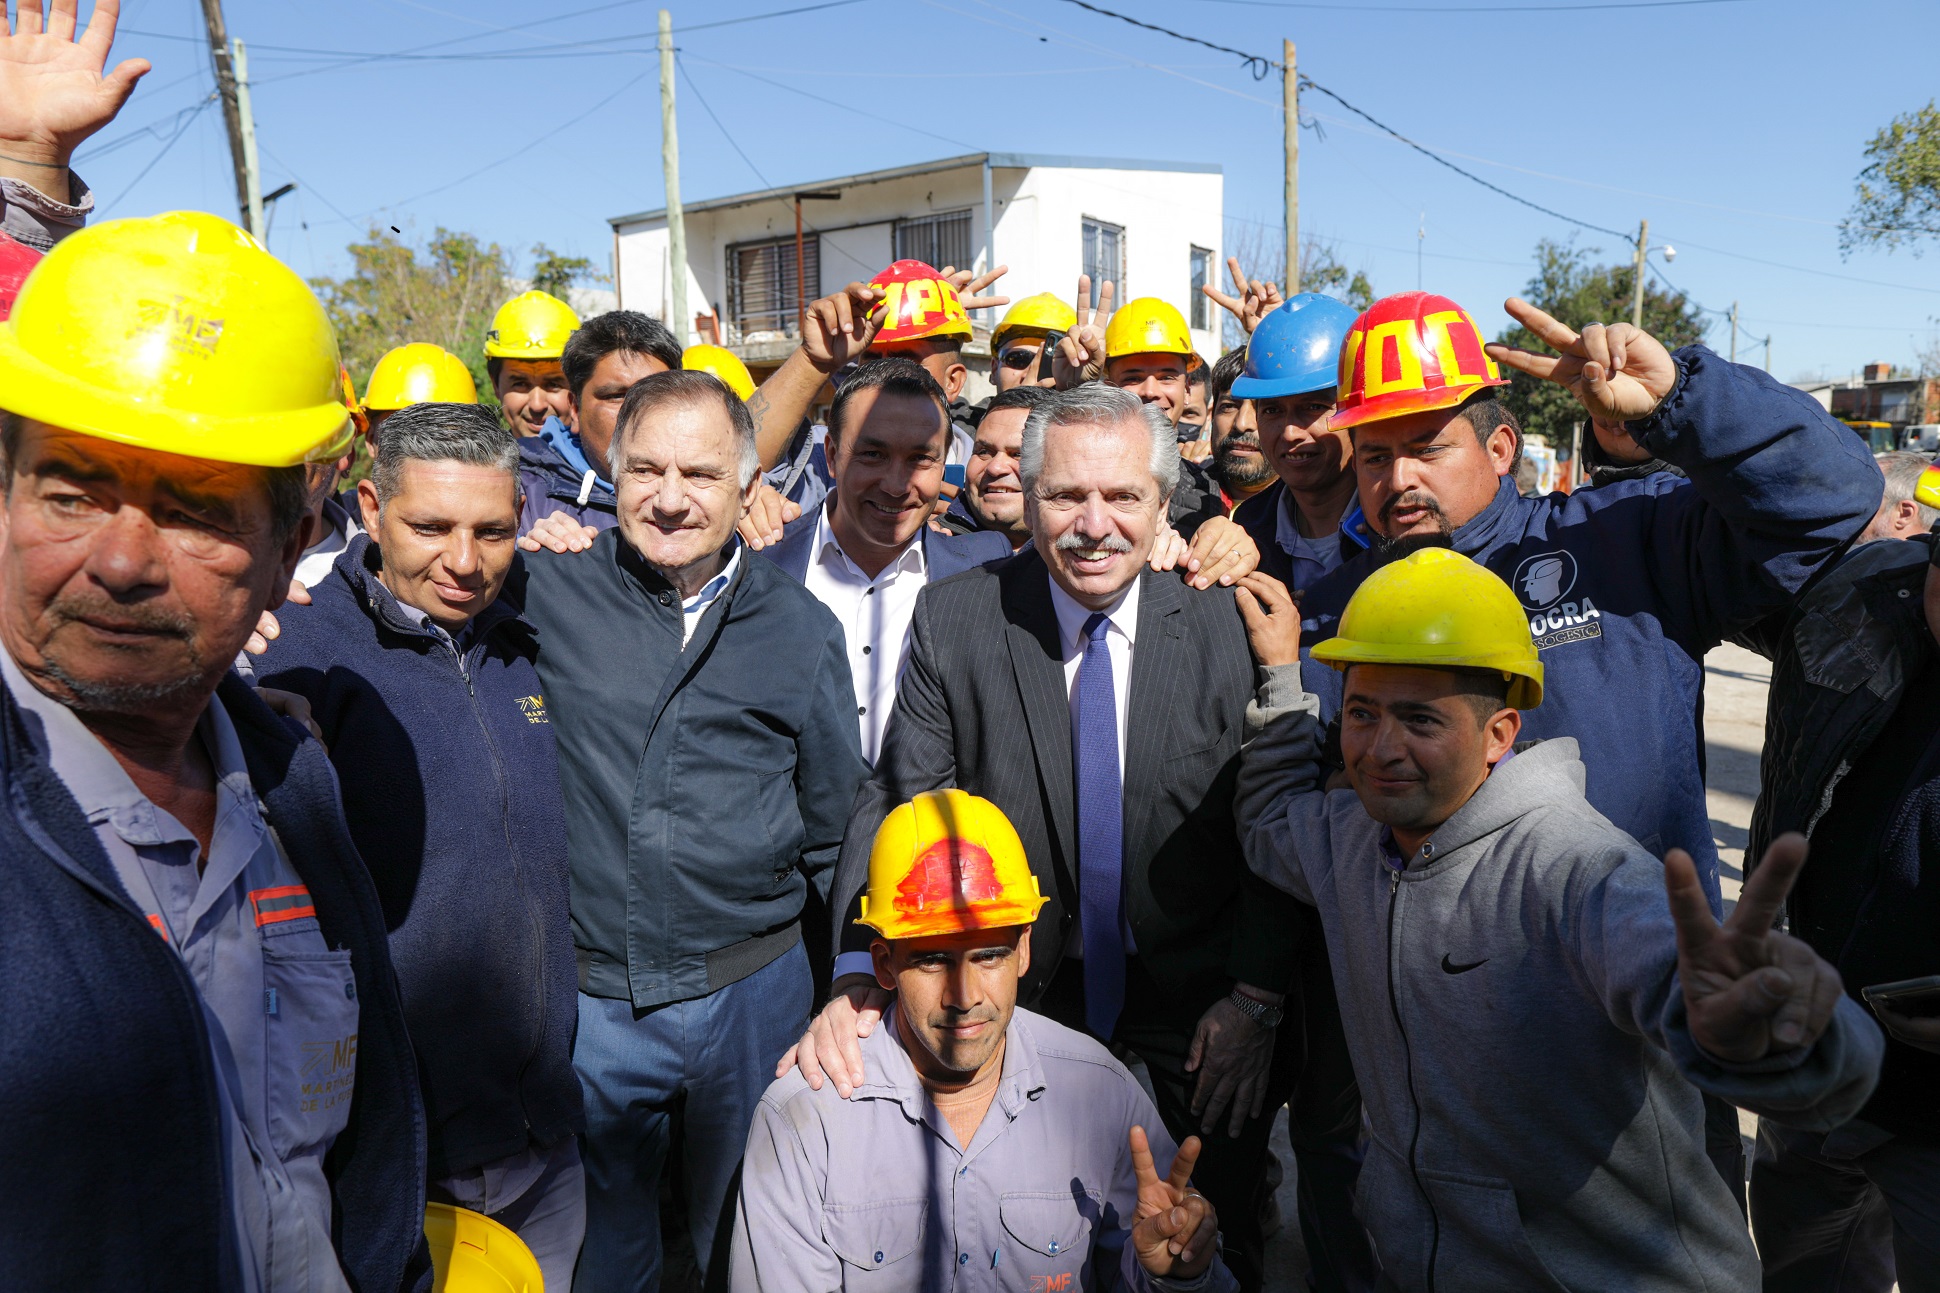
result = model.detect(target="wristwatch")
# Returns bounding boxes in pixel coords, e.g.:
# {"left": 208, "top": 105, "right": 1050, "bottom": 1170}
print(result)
{"left": 1227, "top": 988, "right": 1284, "bottom": 1029}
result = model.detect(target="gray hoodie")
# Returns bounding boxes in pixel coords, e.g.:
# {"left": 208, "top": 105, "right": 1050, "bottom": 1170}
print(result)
{"left": 1235, "top": 666, "right": 1884, "bottom": 1292}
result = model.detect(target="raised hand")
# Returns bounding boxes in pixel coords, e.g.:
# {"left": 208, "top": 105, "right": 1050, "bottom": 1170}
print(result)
{"left": 1485, "top": 297, "right": 1677, "bottom": 425}
{"left": 1128, "top": 1126, "right": 1218, "bottom": 1279}
{"left": 1052, "top": 274, "right": 1113, "bottom": 388}
{"left": 936, "top": 262, "right": 1011, "bottom": 314}
{"left": 0, "top": 0, "right": 149, "bottom": 182}
{"left": 1234, "top": 571, "right": 1301, "bottom": 668}
{"left": 1201, "top": 255, "right": 1283, "bottom": 335}
{"left": 802, "top": 282, "right": 883, "bottom": 375}
{"left": 1666, "top": 833, "right": 1845, "bottom": 1062}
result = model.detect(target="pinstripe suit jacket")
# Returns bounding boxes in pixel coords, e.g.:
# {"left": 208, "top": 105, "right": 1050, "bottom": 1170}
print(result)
{"left": 830, "top": 546, "right": 1303, "bottom": 1009}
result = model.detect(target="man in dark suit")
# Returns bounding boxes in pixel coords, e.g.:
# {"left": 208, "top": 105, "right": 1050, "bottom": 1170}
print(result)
{"left": 782, "top": 384, "right": 1370, "bottom": 1290}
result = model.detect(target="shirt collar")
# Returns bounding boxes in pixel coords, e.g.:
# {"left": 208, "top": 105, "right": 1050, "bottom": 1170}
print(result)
{"left": 685, "top": 541, "right": 741, "bottom": 613}
{"left": 1046, "top": 567, "right": 1141, "bottom": 658}
{"left": 813, "top": 496, "right": 928, "bottom": 581}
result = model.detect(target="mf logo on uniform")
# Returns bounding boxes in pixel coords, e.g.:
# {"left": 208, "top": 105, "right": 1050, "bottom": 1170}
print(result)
{"left": 516, "top": 695, "right": 549, "bottom": 724}
{"left": 1512, "top": 550, "right": 1602, "bottom": 649}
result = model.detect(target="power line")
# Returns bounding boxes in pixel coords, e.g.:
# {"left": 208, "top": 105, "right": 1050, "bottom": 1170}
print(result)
{"left": 1054, "top": 0, "right": 1277, "bottom": 76}
{"left": 1198, "top": 0, "right": 1753, "bottom": 11}
{"left": 98, "top": 96, "right": 215, "bottom": 216}
{"left": 683, "top": 56, "right": 978, "bottom": 151}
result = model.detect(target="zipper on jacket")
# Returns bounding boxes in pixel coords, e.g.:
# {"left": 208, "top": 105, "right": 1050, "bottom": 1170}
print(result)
{"left": 1387, "top": 865, "right": 1439, "bottom": 1288}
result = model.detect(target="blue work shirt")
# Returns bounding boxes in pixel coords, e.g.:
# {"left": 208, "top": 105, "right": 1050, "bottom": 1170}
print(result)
{"left": 0, "top": 652, "right": 357, "bottom": 1293}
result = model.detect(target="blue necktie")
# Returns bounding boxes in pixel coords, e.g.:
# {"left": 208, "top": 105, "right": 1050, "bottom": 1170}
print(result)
{"left": 1073, "top": 611, "right": 1125, "bottom": 1040}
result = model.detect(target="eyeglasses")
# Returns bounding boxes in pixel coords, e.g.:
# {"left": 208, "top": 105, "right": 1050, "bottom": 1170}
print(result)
{"left": 998, "top": 346, "right": 1039, "bottom": 371}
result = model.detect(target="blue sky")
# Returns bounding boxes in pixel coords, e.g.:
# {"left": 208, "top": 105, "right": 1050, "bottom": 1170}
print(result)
{"left": 80, "top": 0, "right": 1940, "bottom": 381}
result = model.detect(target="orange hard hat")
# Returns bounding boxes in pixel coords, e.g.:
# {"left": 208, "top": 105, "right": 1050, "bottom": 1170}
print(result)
{"left": 857, "top": 790, "right": 1047, "bottom": 941}
{"left": 868, "top": 259, "right": 972, "bottom": 345}
{"left": 1332, "top": 291, "right": 1507, "bottom": 430}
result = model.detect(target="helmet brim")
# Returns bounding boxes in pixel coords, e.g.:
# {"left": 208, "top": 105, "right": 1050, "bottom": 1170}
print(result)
{"left": 1330, "top": 376, "right": 1508, "bottom": 430}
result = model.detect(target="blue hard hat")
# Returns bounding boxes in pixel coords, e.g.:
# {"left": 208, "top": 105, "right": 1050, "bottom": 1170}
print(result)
{"left": 1229, "top": 293, "right": 1360, "bottom": 400}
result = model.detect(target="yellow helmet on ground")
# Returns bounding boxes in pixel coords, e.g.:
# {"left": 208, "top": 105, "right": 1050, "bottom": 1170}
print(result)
{"left": 364, "top": 343, "right": 479, "bottom": 411}
{"left": 858, "top": 790, "right": 1047, "bottom": 941}
{"left": 1310, "top": 548, "right": 1544, "bottom": 709}
{"left": 0, "top": 211, "right": 351, "bottom": 467}
{"left": 682, "top": 344, "right": 755, "bottom": 400}
{"left": 484, "top": 290, "right": 579, "bottom": 361}
{"left": 1105, "top": 297, "right": 1193, "bottom": 360}
{"left": 424, "top": 1203, "right": 542, "bottom": 1293}
{"left": 992, "top": 292, "right": 1078, "bottom": 351}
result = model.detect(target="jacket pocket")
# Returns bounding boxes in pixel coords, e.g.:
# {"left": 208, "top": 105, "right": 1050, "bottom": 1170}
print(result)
{"left": 1419, "top": 1169, "right": 1568, "bottom": 1293}
{"left": 753, "top": 768, "right": 801, "bottom": 889}
{"left": 262, "top": 940, "right": 360, "bottom": 1162}
{"left": 999, "top": 1190, "right": 1096, "bottom": 1287}
{"left": 824, "top": 1197, "right": 927, "bottom": 1286}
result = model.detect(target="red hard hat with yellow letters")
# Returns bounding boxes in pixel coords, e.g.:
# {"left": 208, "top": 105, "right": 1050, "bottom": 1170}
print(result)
{"left": 868, "top": 259, "right": 972, "bottom": 345}
{"left": 1332, "top": 291, "right": 1508, "bottom": 430}
{"left": 857, "top": 790, "right": 1047, "bottom": 941}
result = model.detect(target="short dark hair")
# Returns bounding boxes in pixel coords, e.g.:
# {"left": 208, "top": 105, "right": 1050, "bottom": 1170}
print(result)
{"left": 561, "top": 310, "right": 684, "bottom": 399}
{"left": 1187, "top": 360, "right": 1211, "bottom": 391}
{"left": 371, "top": 402, "right": 520, "bottom": 506}
{"left": 612, "top": 369, "right": 761, "bottom": 487}
{"left": 828, "top": 358, "right": 950, "bottom": 449}
{"left": 2, "top": 410, "right": 310, "bottom": 544}
{"left": 985, "top": 384, "right": 1055, "bottom": 418}
{"left": 1452, "top": 388, "right": 1522, "bottom": 473}
{"left": 1210, "top": 347, "right": 1248, "bottom": 405}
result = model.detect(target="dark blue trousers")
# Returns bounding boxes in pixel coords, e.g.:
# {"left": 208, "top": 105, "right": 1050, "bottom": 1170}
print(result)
{"left": 572, "top": 943, "right": 811, "bottom": 1293}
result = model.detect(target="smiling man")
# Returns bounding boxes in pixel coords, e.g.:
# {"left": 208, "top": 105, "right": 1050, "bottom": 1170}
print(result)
{"left": 256, "top": 403, "right": 586, "bottom": 1289}
{"left": 734, "top": 790, "right": 1235, "bottom": 1292}
{"left": 515, "top": 369, "right": 868, "bottom": 1291}
{"left": 486, "top": 289, "right": 580, "bottom": 438}
{"left": 941, "top": 384, "right": 1049, "bottom": 548}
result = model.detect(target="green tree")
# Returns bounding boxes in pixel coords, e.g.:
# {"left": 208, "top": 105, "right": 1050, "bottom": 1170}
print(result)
{"left": 530, "top": 242, "right": 602, "bottom": 299}
{"left": 309, "top": 225, "right": 511, "bottom": 411}
{"left": 1841, "top": 101, "right": 1940, "bottom": 256}
{"left": 1494, "top": 238, "right": 1709, "bottom": 446}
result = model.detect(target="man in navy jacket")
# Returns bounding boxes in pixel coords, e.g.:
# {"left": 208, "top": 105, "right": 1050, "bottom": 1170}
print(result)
{"left": 258, "top": 404, "right": 585, "bottom": 1288}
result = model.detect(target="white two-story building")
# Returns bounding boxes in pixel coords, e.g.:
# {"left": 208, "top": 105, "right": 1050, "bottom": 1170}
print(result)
{"left": 608, "top": 151, "right": 1224, "bottom": 396}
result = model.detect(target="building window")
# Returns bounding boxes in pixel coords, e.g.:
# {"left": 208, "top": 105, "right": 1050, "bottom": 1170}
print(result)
{"left": 1189, "top": 245, "right": 1213, "bottom": 330}
{"left": 895, "top": 210, "right": 974, "bottom": 272}
{"left": 1082, "top": 218, "right": 1123, "bottom": 306}
{"left": 727, "top": 235, "right": 820, "bottom": 339}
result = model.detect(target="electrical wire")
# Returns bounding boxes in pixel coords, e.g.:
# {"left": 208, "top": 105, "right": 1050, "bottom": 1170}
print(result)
{"left": 97, "top": 95, "right": 215, "bottom": 216}
{"left": 682, "top": 56, "right": 978, "bottom": 151}
{"left": 1198, "top": 0, "right": 1753, "bottom": 11}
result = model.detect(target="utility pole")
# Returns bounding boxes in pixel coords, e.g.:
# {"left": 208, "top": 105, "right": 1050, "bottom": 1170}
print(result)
{"left": 1729, "top": 300, "right": 1739, "bottom": 364}
{"left": 197, "top": 0, "right": 252, "bottom": 229}
{"left": 658, "top": 10, "right": 687, "bottom": 343}
{"left": 1630, "top": 218, "right": 1649, "bottom": 328}
{"left": 233, "top": 41, "right": 264, "bottom": 239}
{"left": 1283, "top": 39, "right": 1298, "bottom": 293}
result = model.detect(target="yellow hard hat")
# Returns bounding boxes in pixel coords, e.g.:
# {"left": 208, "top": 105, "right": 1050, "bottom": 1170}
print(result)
{"left": 682, "top": 344, "right": 755, "bottom": 400}
{"left": 1310, "top": 548, "right": 1544, "bottom": 709}
{"left": 0, "top": 210, "right": 351, "bottom": 468}
{"left": 857, "top": 790, "right": 1047, "bottom": 941}
{"left": 992, "top": 292, "right": 1078, "bottom": 351}
{"left": 1105, "top": 297, "right": 1193, "bottom": 360}
{"left": 364, "top": 343, "right": 479, "bottom": 411}
{"left": 484, "top": 290, "right": 579, "bottom": 360}
{"left": 425, "top": 1203, "right": 542, "bottom": 1293}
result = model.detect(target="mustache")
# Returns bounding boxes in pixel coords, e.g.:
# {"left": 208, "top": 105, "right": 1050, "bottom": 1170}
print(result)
{"left": 1379, "top": 489, "right": 1448, "bottom": 528}
{"left": 1054, "top": 531, "right": 1133, "bottom": 554}
{"left": 1217, "top": 432, "right": 1261, "bottom": 453}
{"left": 47, "top": 592, "right": 197, "bottom": 641}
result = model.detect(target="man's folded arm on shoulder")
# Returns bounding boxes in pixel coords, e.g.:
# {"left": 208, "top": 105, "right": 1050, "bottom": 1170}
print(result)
{"left": 828, "top": 597, "right": 959, "bottom": 971}
{"left": 1631, "top": 347, "right": 1883, "bottom": 642}
{"left": 795, "top": 620, "right": 870, "bottom": 900}
{"left": 729, "top": 1098, "right": 842, "bottom": 1293}
{"left": 1232, "top": 663, "right": 1331, "bottom": 907}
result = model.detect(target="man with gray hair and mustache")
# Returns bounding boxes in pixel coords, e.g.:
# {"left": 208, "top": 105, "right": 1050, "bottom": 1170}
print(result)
{"left": 780, "top": 383, "right": 1334, "bottom": 1289}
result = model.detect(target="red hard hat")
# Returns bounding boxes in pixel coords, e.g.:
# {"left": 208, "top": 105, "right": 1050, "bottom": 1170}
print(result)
{"left": 1332, "top": 291, "right": 1507, "bottom": 429}
{"left": 868, "top": 259, "right": 972, "bottom": 345}
{"left": 0, "top": 231, "right": 43, "bottom": 323}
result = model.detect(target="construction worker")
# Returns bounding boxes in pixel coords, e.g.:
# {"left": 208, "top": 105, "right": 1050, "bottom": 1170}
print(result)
{"left": 485, "top": 289, "right": 579, "bottom": 437}
{"left": 732, "top": 790, "right": 1237, "bottom": 1292}
{"left": 0, "top": 211, "right": 426, "bottom": 1289}
{"left": 1231, "top": 549, "right": 1883, "bottom": 1288}
{"left": 683, "top": 342, "right": 756, "bottom": 400}
{"left": 988, "top": 290, "right": 1074, "bottom": 393}
{"left": 1203, "top": 348, "right": 1263, "bottom": 506}
{"left": 937, "top": 383, "right": 1051, "bottom": 547}
{"left": 1228, "top": 294, "right": 1370, "bottom": 594}
{"left": 362, "top": 340, "right": 478, "bottom": 441}
{"left": 1295, "top": 289, "right": 1884, "bottom": 1200}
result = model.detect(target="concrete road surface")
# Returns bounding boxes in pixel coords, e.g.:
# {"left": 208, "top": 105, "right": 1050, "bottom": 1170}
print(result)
{"left": 1259, "top": 644, "right": 1774, "bottom": 1289}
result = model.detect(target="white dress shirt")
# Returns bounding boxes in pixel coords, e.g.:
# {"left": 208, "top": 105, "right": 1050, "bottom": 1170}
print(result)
{"left": 680, "top": 543, "right": 741, "bottom": 646}
{"left": 799, "top": 502, "right": 929, "bottom": 765}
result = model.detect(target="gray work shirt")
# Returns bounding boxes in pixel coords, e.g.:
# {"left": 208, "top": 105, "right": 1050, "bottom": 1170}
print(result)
{"left": 0, "top": 170, "right": 90, "bottom": 251}
{"left": 0, "top": 652, "right": 356, "bottom": 1293}
{"left": 731, "top": 1006, "right": 1236, "bottom": 1293}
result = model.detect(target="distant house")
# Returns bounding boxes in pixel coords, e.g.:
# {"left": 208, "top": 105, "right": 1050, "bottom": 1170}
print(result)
{"left": 608, "top": 151, "right": 1224, "bottom": 398}
{"left": 1797, "top": 363, "right": 1940, "bottom": 452}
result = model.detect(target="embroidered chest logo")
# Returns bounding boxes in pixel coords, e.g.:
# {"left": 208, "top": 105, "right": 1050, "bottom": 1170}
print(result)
{"left": 1511, "top": 550, "right": 1601, "bottom": 650}
{"left": 516, "top": 694, "right": 549, "bottom": 724}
